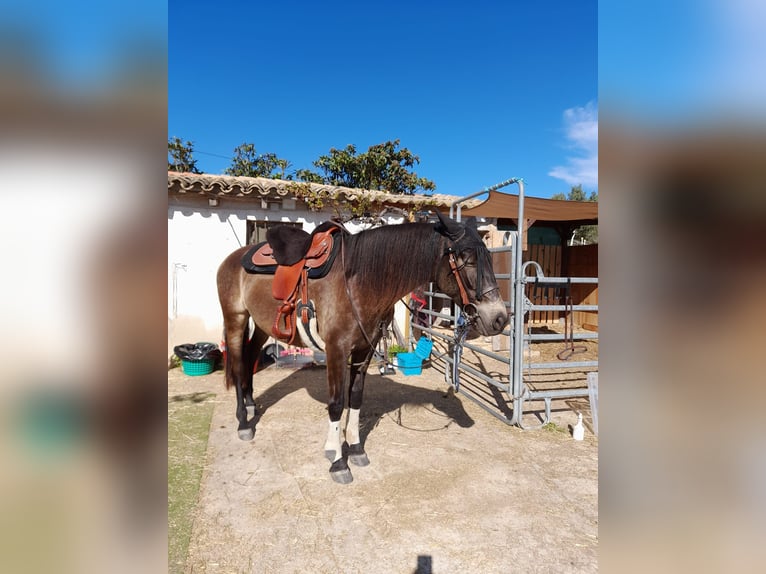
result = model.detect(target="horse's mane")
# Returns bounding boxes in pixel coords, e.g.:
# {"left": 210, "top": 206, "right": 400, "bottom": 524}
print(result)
{"left": 343, "top": 223, "right": 442, "bottom": 298}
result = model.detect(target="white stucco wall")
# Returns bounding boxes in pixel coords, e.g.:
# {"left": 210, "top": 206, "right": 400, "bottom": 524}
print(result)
{"left": 168, "top": 196, "right": 326, "bottom": 354}
{"left": 168, "top": 196, "right": 416, "bottom": 357}
{"left": 169, "top": 206, "right": 236, "bottom": 354}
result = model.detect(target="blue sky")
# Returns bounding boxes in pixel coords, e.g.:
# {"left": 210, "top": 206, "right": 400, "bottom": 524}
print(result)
{"left": 6, "top": 1, "right": 760, "bottom": 200}
{"left": 169, "top": 1, "right": 597, "bottom": 199}
{"left": 599, "top": 0, "right": 766, "bottom": 123}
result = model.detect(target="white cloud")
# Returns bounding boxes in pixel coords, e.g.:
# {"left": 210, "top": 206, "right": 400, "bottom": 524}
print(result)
{"left": 548, "top": 101, "right": 598, "bottom": 188}
{"left": 710, "top": 0, "right": 766, "bottom": 108}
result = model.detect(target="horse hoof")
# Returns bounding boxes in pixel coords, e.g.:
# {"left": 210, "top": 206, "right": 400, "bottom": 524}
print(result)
{"left": 348, "top": 453, "right": 370, "bottom": 467}
{"left": 329, "top": 459, "right": 353, "bottom": 484}
{"left": 324, "top": 450, "right": 336, "bottom": 461}
{"left": 330, "top": 468, "right": 353, "bottom": 484}
{"left": 347, "top": 443, "right": 370, "bottom": 467}
{"left": 238, "top": 427, "right": 255, "bottom": 441}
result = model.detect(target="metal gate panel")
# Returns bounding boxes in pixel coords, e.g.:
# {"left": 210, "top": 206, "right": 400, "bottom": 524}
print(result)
{"left": 409, "top": 178, "right": 598, "bottom": 429}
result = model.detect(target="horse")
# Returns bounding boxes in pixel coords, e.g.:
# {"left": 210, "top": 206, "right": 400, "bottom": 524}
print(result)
{"left": 216, "top": 212, "right": 509, "bottom": 483}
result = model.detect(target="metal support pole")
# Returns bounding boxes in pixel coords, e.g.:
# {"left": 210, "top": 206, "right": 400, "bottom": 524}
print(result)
{"left": 512, "top": 179, "right": 526, "bottom": 418}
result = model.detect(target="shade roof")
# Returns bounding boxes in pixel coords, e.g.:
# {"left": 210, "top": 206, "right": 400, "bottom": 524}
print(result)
{"left": 460, "top": 190, "right": 598, "bottom": 226}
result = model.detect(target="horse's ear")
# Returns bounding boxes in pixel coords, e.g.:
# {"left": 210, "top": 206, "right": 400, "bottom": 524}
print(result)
{"left": 434, "top": 211, "right": 462, "bottom": 239}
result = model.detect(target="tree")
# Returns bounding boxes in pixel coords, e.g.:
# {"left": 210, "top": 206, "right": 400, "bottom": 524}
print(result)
{"left": 224, "top": 143, "right": 292, "bottom": 179}
{"left": 168, "top": 137, "right": 200, "bottom": 173}
{"left": 296, "top": 139, "right": 436, "bottom": 195}
{"left": 551, "top": 185, "right": 598, "bottom": 244}
{"left": 293, "top": 168, "right": 324, "bottom": 184}
{"left": 550, "top": 184, "right": 597, "bottom": 202}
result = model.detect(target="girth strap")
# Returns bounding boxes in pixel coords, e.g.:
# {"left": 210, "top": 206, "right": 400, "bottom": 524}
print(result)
{"left": 270, "top": 265, "right": 307, "bottom": 344}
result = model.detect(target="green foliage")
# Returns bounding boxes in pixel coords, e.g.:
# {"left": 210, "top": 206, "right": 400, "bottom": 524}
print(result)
{"left": 388, "top": 344, "right": 408, "bottom": 357}
{"left": 296, "top": 139, "right": 436, "bottom": 195}
{"left": 287, "top": 181, "right": 376, "bottom": 220}
{"left": 542, "top": 422, "right": 569, "bottom": 434}
{"left": 293, "top": 168, "right": 324, "bottom": 184}
{"left": 551, "top": 185, "right": 598, "bottom": 244}
{"left": 224, "top": 143, "right": 292, "bottom": 179}
{"left": 168, "top": 393, "right": 216, "bottom": 573}
{"left": 287, "top": 181, "right": 328, "bottom": 212}
{"left": 168, "top": 136, "right": 200, "bottom": 173}
{"left": 288, "top": 181, "right": 440, "bottom": 223}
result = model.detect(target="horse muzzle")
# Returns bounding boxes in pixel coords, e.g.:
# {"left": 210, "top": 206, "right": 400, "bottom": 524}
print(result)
{"left": 463, "top": 300, "right": 509, "bottom": 336}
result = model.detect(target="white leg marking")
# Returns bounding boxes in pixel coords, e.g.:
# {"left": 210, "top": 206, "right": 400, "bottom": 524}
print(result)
{"left": 324, "top": 418, "right": 342, "bottom": 462}
{"left": 346, "top": 408, "right": 361, "bottom": 446}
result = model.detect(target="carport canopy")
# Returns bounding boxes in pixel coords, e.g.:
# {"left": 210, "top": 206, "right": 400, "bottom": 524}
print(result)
{"left": 459, "top": 190, "right": 598, "bottom": 227}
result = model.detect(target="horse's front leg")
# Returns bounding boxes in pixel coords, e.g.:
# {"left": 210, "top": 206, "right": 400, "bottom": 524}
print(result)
{"left": 345, "top": 348, "right": 374, "bottom": 467}
{"left": 324, "top": 346, "right": 353, "bottom": 484}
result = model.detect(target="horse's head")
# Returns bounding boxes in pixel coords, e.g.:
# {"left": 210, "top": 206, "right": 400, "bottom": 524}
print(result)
{"left": 434, "top": 212, "right": 509, "bottom": 336}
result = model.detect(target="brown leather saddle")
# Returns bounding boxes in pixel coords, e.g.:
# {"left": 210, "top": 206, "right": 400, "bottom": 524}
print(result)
{"left": 241, "top": 221, "right": 343, "bottom": 345}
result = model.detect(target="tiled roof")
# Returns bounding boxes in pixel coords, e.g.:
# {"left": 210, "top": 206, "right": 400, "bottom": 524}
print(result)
{"left": 168, "top": 171, "right": 477, "bottom": 210}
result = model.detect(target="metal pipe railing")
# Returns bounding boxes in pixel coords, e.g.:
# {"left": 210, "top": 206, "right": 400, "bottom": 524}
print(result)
{"left": 523, "top": 361, "right": 599, "bottom": 370}
{"left": 525, "top": 332, "right": 599, "bottom": 341}
{"left": 449, "top": 178, "right": 521, "bottom": 220}
{"left": 525, "top": 277, "right": 599, "bottom": 284}
{"left": 527, "top": 305, "right": 599, "bottom": 312}
{"left": 512, "top": 180, "right": 526, "bottom": 408}
{"left": 405, "top": 177, "right": 598, "bottom": 429}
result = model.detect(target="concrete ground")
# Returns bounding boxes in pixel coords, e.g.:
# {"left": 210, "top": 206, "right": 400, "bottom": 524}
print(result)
{"left": 169, "top": 358, "right": 598, "bottom": 574}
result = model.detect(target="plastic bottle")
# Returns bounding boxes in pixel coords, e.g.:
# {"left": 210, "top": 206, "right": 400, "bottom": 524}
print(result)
{"left": 573, "top": 412, "right": 585, "bottom": 441}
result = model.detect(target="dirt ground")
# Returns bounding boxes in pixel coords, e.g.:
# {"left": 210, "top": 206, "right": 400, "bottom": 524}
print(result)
{"left": 168, "top": 351, "right": 598, "bottom": 574}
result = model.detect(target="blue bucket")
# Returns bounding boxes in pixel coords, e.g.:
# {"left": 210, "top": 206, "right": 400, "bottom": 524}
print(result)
{"left": 396, "top": 354, "right": 423, "bottom": 376}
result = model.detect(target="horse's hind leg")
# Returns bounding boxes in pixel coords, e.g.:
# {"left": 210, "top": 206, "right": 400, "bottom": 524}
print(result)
{"left": 223, "top": 312, "right": 257, "bottom": 440}
{"left": 242, "top": 322, "right": 268, "bottom": 416}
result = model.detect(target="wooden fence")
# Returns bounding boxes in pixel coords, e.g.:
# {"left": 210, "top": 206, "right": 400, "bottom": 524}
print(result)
{"left": 568, "top": 244, "right": 598, "bottom": 330}
{"left": 517, "top": 244, "right": 598, "bottom": 328}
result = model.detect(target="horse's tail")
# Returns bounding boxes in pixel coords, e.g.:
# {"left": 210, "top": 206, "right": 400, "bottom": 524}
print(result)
{"left": 216, "top": 246, "right": 251, "bottom": 391}
{"left": 221, "top": 330, "right": 232, "bottom": 390}
{"left": 221, "top": 320, "right": 258, "bottom": 391}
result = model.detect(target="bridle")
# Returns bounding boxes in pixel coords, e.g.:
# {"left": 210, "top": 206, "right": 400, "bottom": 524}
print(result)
{"left": 445, "top": 247, "right": 472, "bottom": 307}
{"left": 444, "top": 238, "right": 497, "bottom": 318}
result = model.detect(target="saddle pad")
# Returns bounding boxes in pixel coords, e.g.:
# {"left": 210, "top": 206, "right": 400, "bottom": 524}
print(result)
{"left": 241, "top": 233, "right": 341, "bottom": 279}
{"left": 241, "top": 241, "right": 277, "bottom": 274}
